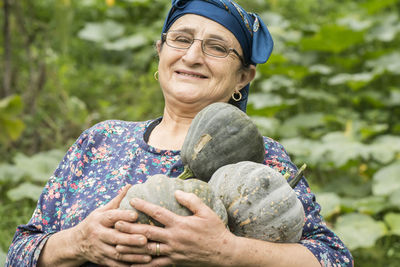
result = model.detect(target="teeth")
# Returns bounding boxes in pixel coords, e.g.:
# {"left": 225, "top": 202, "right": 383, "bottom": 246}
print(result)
{"left": 179, "top": 72, "right": 204, "bottom": 78}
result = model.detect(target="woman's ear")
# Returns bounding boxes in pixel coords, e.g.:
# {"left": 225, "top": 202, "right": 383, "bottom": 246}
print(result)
{"left": 156, "top": 40, "right": 162, "bottom": 55}
{"left": 236, "top": 65, "right": 256, "bottom": 91}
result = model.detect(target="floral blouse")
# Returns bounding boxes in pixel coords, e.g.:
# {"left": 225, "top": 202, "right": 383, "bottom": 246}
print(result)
{"left": 6, "top": 119, "right": 353, "bottom": 267}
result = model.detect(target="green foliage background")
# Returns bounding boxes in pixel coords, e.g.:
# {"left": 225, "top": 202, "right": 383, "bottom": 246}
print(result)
{"left": 1, "top": 0, "right": 399, "bottom": 265}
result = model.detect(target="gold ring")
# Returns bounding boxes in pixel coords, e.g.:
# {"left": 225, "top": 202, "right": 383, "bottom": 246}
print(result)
{"left": 156, "top": 242, "right": 160, "bottom": 257}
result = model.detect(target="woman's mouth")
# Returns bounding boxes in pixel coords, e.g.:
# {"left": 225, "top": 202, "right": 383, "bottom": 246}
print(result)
{"left": 176, "top": 71, "right": 208, "bottom": 79}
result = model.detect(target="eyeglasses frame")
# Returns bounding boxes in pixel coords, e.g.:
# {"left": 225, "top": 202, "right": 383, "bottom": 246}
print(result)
{"left": 161, "top": 32, "right": 248, "bottom": 67}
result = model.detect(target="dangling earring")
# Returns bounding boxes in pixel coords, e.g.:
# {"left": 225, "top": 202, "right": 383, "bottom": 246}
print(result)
{"left": 232, "top": 91, "right": 242, "bottom": 101}
{"left": 154, "top": 70, "right": 159, "bottom": 81}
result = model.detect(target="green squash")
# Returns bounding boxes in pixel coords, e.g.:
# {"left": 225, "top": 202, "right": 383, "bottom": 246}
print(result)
{"left": 208, "top": 161, "right": 305, "bottom": 243}
{"left": 119, "top": 174, "right": 228, "bottom": 226}
{"left": 178, "top": 102, "right": 265, "bottom": 182}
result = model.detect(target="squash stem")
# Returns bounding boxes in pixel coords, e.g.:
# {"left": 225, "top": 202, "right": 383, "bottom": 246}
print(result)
{"left": 177, "top": 166, "right": 195, "bottom": 180}
{"left": 289, "top": 164, "right": 307, "bottom": 188}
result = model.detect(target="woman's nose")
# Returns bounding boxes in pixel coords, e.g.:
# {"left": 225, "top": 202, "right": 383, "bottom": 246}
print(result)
{"left": 182, "top": 40, "right": 205, "bottom": 64}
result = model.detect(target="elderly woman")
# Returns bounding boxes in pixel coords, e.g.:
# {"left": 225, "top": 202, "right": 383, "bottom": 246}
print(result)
{"left": 6, "top": 0, "right": 353, "bottom": 266}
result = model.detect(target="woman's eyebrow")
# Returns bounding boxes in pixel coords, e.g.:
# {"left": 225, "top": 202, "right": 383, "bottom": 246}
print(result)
{"left": 171, "top": 27, "right": 230, "bottom": 42}
{"left": 172, "top": 27, "right": 195, "bottom": 34}
{"left": 208, "top": 34, "right": 229, "bottom": 42}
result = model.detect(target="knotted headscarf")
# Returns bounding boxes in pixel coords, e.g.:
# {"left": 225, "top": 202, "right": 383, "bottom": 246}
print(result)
{"left": 161, "top": 0, "right": 274, "bottom": 112}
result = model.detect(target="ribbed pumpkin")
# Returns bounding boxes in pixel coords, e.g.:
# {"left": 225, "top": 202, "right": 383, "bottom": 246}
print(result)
{"left": 208, "top": 161, "right": 305, "bottom": 243}
{"left": 119, "top": 174, "right": 228, "bottom": 226}
{"left": 178, "top": 102, "right": 265, "bottom": 182}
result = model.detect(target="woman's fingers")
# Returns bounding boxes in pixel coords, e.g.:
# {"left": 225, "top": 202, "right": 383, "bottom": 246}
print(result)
{"left": 174, "top": 190, "right": 210, "bottom": 216}
{"left": 115, "top": 220, "right": 168, "bottom": 243}
{"left": 97, "top": 242, "right": 152, "bottom": 265}
{"left": 99, "top": 184, "right": 132, "bottom": 211}
{"left": 99, "top": 209, "right": 138, "bottom": 228}
{"left": 116, "top": 241, "right": 169, "bottom": 257}
{"left": 100, "top": 228, "right": 147, "bottom": 247}
{"left": 129, "top": 198, "right": 177, "bottom": 226}
{"left": 130, "top": 256, "right": 173, "bottom": 267}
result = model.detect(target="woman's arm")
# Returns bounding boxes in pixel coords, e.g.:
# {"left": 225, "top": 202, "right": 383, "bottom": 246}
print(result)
{"left": 37, "top": 185, "right": 150, "bottom": 267}
{"left": 6, "top": 123, "right": 152, "bottom": 267}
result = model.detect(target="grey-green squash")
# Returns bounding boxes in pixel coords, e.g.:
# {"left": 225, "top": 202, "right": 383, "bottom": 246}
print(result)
{"left": 119, "top": 174, "right": 228, "bottom": 226}
{"left": 208, "top": 161, "right": 305, "bottom": 243}
{"left": 178, "top": 102, "right": 265, "bottom": 182}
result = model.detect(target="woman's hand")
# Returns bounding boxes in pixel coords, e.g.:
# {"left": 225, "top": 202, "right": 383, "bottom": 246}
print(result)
{"left": 38, "top": 185, "right": 152, "bottom": 267}
{"left": 114, "top": 190, "right": 236, "bottom": 267}
{"left": 72, "top": 185, "right": 153, "bottom": 266}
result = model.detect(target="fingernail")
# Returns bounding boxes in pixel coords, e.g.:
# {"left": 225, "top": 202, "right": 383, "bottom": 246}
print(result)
{"left": 143, "top": 255, "right": 152, "bottom": 262}
{"left": 130, "top": 198, "right": 137, "bottom": 206}
{"left": 130, "top": 211, "right": 137, "bottom": 220}
{"left": 138, "top": 236, "right": 146, "bottom": 244}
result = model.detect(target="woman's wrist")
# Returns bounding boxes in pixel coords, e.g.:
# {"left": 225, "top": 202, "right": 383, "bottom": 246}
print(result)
{"left": 212, "top": 230, "right": 243, "bottom": 267}
{"left": 216, "top": 234, "right": 320, "bottom": 267}
{"left": 38, "top": 226, "right": 86, "bottom": 267}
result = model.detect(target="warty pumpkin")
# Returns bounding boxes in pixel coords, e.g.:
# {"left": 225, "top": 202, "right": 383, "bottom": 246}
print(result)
{"left": 208, "top": 161, "right": 305, "bottom": 243}
{"left": 178, "top": 102, "right": 265, "bottom": 182}
{"left": 119, "top": 174, "right": 228, "bottom": 226}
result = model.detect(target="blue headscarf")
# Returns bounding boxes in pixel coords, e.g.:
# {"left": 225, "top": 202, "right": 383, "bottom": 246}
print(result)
{"left": 161, "top": 0, "right": 274, "bottom": 112}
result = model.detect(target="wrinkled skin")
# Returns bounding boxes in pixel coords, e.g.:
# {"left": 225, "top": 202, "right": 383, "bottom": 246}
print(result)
{"left": 38, "top": 185, "right": 152, "bottom": 267}
{"left": 114, "top": 190, "right": 234, "bottom": 267}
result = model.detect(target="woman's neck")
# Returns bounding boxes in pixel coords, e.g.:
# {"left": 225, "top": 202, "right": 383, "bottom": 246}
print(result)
{"left": 147, "top": 105, "right": 196, "bottom": 150}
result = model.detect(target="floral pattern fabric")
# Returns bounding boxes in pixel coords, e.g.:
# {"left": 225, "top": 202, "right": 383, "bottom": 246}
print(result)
{"left": 6, "top": 119, "right": 353, "bottom": 266}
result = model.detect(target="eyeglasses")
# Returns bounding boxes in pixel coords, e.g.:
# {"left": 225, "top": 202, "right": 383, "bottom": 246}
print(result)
{"left": 162, "top": 31, "right": 247, "bottom": 66}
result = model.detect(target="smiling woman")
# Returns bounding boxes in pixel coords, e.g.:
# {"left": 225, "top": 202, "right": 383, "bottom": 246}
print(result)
{"left": 155, "top": 14, "right": 255, "bottom": 138}
{"left": 5, "top": 0, "right": 353, "bottom": 267}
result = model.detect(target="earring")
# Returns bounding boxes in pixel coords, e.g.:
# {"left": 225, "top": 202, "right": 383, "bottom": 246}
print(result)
{"left": 232, "top": 91, "right": 242, "bottom": 101}
{"left": 154, "top": 70, "right": 159, "bottom": 81}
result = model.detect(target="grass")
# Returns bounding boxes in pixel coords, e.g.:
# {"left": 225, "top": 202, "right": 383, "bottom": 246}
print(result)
{"left": 0, "top": 198, "right": 36, "bottom": 253}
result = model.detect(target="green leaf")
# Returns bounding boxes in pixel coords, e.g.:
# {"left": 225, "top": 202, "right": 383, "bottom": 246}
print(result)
{"left": 315, "top": 192, "right": 341, "bottom": 219}
{"left": 279, "top": 113, "right": 325, "bottom": 138}
{"left": 296, "top": 89, "right": 338, "bottom": 104}
{"left": 280, "top": 137, "right": 315, "bottom": 159}
{"left": 66, "top": 96, "right": 88, "bottom": 125}
{"left": 328, "top": 72, "right": 375, "bottom": 90}
{"left": 0, "top": 118, "right": 25, "bottom": 142}
{"left": 78, "top": 20, "right": 125, "bottom": 43}
{"left": 251, "top": 116, "right": 280, "bottom": 137}
{"left": 7, "top": 182, "right": 44, "bottom": 201}
{"left": 389, "top": 189, "right": 400, "bottom": 208}
{"left": 353, "top": 196, "right": 389, "bottom": 215}
{"left": 334, "top": 213, "right": 387, "bottom": 250}
{"left": 384, "top": 213, "right": 400, "bottom": 236}
{"left": 308, "top": 64, "right": 333, "bottom": 75}
{"left": 310, "top": 132, "right": 370, "bottom": 167}
{"left": 259, "top": 75, "right": 294, "bottom": 92}
{"left": 104, "top": 34, "right": 147, "bottom": 51}
{"left": 0, "top": 163, "right": 25, "bottom": 182}
{"left": 300, "top": 25, "right": 365, "bottom": 53}
{"left": 372, "top": 162, "right": 400, "bottom": 196}
{"left": 340, "top": 197, "right": 357, "bottom": 213}
{"left": 261, "top": 65, "right": 309, "bottom": 80}
{"left": 368, "top": 13, "right": 400, "bottom": 42}
{"left": 0, "top": 95, "right": 23, "bottom": 116}
{"left": 124, "top": 0, "right": 150, "bottom": 4}
{"left": 367, "top": 52, "right": 400, "bottom": 75}
{"left": 361, "top": 0, "right": 399, "bottom": 14}
{"left": 337, "top": 16, "right": 372, "bottom": 31}
{"left": 0, "top": 95, "right": 25, "bottom": 143}
{"left": 369, "top": 135, "right": 400, "bottom": 164}
{"left": 0, "top": 249, "right": 6, "bottom": 267}
{"left": 248, "top": 93, "right": 291, "bottom": 110}
{"left": 388, "top": 88, "right": 400, "bottom": 107}
{"left": 13, "top": 150, "right": 65, "bottom": 182}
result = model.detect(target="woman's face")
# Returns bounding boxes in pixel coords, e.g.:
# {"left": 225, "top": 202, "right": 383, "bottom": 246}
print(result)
{"left": 157, "top": 14, "right": 255, "bottom": 111}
